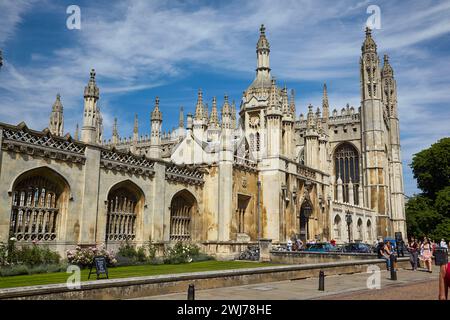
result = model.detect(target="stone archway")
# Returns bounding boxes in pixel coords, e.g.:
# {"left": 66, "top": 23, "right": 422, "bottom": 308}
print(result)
{"left": 169, "top": 190, "right": 198, "bottom": 242}
{"left": 105, "top": 180, "right": 145, "bottom": 242}
{"left": 10, "top": 167, "right": 70, "bottom": 242}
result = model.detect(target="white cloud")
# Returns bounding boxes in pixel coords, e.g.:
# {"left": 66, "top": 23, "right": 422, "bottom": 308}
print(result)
{"left": 0, "top": 0, "right": 449, "bottom": 195}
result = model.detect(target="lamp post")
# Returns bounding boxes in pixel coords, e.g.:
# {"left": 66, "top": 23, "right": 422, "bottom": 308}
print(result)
{"left": 302, "top": 202, "right": 312, "bottom": 241}
{"left": 345, "top": 210, "right": 352, "bottom": 243}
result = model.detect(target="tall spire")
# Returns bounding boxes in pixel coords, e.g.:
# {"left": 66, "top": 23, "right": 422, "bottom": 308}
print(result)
{"left": 179, "top": 106, "right": 184, "bottom": 128}
{"left": 282, "top": 86, "right": 289, "bottom": 114}
{"left": 249, "top": 24, "right": 271, "bottom": 89}
{"left": 194, "top": 89, "right": 204, "bottom": 121}
{"left": 231, "top": 100, "right": 237, "bottom": 129}
{"left": 221, "top": 95, "right": 232, "bottom": 129}
{"left": 84, "top": 69, "right": 99, "bottom": 99}
{"left": 74, "top": 123, "right": 79, "bottom": 140}
{"left": 322, "top": 83, "right": 329, "bottom": 119}
{"left": 133, "top": 114, "right": 139, "bottom": 143}
{"left": 289, "top": 89, "right": 296, "bottom": 116}
{"left": 82, "top": 69, "right": 100, "bottom": 144}
{"left": 151, "top": 97, "right": 162, "bottom": 121}
{"left": 209, "top": 97, "right": 219, "bottom": 128}
{"left": 382, "top": 54, "right": 394, "bottom": 78}
{"left": 362, "top": 27, "right": 377, "bottom": 54}
{"left": 112, "top": 117, "right": 119, "bottom": 145}
{"left": 49, "top": 93, "right": 64, "bottom": 136}
{"left": 150, "top": 97, "right": 163, "bottom": 158}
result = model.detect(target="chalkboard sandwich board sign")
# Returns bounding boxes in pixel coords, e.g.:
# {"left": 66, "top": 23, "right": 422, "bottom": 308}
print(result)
{"left": 88, "top": 256, "right": 109, "bottom": 280}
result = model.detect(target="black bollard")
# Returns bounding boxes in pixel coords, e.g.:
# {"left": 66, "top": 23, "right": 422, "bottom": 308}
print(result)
{"left": 390, "top": 254, "right": 397, "bottom": 280}
{"left": 187, "top": 284, "right": 195, "bottom": 300}
{"left": 318, "top": 270, "right": 325, "bottom": 291}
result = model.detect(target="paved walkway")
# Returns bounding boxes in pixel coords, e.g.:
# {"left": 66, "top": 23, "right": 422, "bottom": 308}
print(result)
{"left": 138, "top": 265, "right": 440, "bottom": 300}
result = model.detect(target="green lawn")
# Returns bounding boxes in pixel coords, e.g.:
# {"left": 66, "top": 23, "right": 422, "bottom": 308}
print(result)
{"left": 0, "top": 261, "right": 276, "bottom": 289}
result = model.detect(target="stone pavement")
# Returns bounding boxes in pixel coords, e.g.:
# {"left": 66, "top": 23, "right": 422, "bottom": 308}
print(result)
{"left": 137, "top": 265, "right": 440, "bottom": 300}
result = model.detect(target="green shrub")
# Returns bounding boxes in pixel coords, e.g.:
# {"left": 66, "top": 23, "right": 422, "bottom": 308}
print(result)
{"left": 0, "top": 263, "right": 68, "bottom": 277}
{"left": 163, "top": 242, "right": 205, "bottom": 264}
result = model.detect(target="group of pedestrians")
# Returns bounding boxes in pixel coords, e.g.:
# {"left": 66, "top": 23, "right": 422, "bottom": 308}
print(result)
{"left": 407, "top": 237, "right": 448, "bottom": 273}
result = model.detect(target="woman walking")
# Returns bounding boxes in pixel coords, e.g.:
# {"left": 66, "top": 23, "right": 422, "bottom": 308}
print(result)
{"left": 420, "top": 238, "right": 433, "bottom": 273}
{"left": 408, "top": 238, "right": 419, "bottom": 271}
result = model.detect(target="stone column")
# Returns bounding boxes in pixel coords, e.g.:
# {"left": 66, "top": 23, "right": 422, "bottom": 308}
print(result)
{"left": 259, "top": 238, "right": 272, "bottom": 262}
{"left": 151, "top": 162, "right": 167, "bottom": 242}
{"left": 0, "top": 128, "right": 7, "bottom": 243}
{"left": 79, "top": 146, "right": 101, "bottom": 245}
{"left": 218, "top": 130, "right": 233, "bottom": 242}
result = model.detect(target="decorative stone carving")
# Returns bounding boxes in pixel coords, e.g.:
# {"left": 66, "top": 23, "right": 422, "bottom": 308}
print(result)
{"left": 165, "top": 164, "right": 204, "bottom": 186}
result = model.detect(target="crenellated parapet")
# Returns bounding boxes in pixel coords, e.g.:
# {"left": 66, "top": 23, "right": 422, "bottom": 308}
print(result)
{"left": 0, "top": 122, "right": 86, "bottom": 164}
{"left": 100, "top": 149, "right": 155, "bottom": 177}
{"left": 165, "top": 164, "right": 205, "bottom": 186}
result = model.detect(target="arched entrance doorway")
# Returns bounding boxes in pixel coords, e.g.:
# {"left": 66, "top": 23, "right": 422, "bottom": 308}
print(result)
{"left": 299, "top": 200, "right": 313, "bottom": 242}
{"left": 170, "top": 190, "right": 197, "bottom": 242}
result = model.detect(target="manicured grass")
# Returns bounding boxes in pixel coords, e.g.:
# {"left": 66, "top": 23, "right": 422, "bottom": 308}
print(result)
{"left": 0, "top": 261, "right": 277, "bottom": 289}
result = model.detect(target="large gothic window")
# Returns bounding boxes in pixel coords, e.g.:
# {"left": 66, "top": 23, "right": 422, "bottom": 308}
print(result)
{"left": 10, "top": 168, "right": 68, "bottom": 242}
{"left": 106, "top": 182, "right": 143, "bottom": 241}
{"left": 334, "top": 143, "right": 360, "bottom": 204}
{"left": 170, "top": 190, "right": 197, "bottom": 242}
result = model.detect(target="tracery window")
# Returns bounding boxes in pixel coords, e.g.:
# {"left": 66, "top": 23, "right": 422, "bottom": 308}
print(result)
{"left": 106, "top": 186, "right": 138, "bottom": 241}
{"left": 170, "top": 191, "right": 196, "bottom": 242}
{"left": 334, "top": 143, "right": 360, "bottom": 204}
{"left": 10, "top": 176, "right": 61, "bottom": 241}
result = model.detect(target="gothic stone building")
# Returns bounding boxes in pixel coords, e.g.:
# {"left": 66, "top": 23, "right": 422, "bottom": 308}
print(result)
{"left": 0, "top": 26, "right": 406, "bottom": 257}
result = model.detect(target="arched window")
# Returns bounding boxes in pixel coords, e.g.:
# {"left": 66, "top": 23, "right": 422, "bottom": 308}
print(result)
{"left": 334, "top": 143, "right": 360, "bottom": 204}
{"left": 106, "top": 182, "right": 143, "bottom": 241}
{"left": 170, "top": 190, "right": 197, "bottom": 242}
{"left": 333, "top": 215, "right": 342, "bottom": 240}
{"left": 10, "top": 168, "right": 68, "bottom": 242}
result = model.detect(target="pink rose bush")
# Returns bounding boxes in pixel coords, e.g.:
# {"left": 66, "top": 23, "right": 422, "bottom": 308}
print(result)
{"left": 66, "top": 244, "right": 117, "bottom": 267}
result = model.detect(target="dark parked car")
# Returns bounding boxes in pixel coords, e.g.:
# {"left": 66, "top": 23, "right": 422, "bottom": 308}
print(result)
{"left": 342, "top": 242, "right": 372, "bottom": 253}
{"left": 303, "top": 242, "right": 340, "bottom": 252}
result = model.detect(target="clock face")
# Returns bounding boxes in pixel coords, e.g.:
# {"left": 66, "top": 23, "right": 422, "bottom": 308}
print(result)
{"left": 249, "top": 116, "right": 260, "bottom": 127}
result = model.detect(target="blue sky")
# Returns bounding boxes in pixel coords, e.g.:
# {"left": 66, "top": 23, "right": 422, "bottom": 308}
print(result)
{"left": 0, "top": 0, "right": 449, "bottom": 196}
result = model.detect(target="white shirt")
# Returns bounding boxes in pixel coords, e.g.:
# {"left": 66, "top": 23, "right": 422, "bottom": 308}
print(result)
{"left": 440, "top": 241, "right": 448, "bottom": 249}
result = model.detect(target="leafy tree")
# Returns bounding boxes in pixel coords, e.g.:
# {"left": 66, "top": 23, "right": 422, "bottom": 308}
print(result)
{"left": 406, "top": 195, "right": 442, "bottom": 238}
{"left": 431, "top": 219, "right": 450, "bottom": 241}
{"left": 435, "top": 186, "right": 450, "bottom": 219}
{"left": 410, "top": 137, "right": 450, "bottom": 199}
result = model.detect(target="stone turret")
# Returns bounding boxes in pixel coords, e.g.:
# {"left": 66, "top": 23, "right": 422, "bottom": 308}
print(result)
{"left": 149, "top": 97, "right": 162, "bottom": 158}
{"left": 49, "top": 94, "right": 64, "bottom": 136}
{"left": 112, "top": 117, "right": 119, "bottom": 145}
{"left": 382, "top": 54, "right": 406, "bottom": 234}
{"left": 322, "top": 83, "right": 329, "bottom": 120}
{"left": 248, "top": 25, "right": 272, "bottom": 89}
{"left": 193, "top": 89, "right": 206, "bottom": 141}
{"left": 360, "top": 27, "right": 389, "bottom": 221}
{"left": 82, "top": 69, "right": 100, "bottom": 144}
